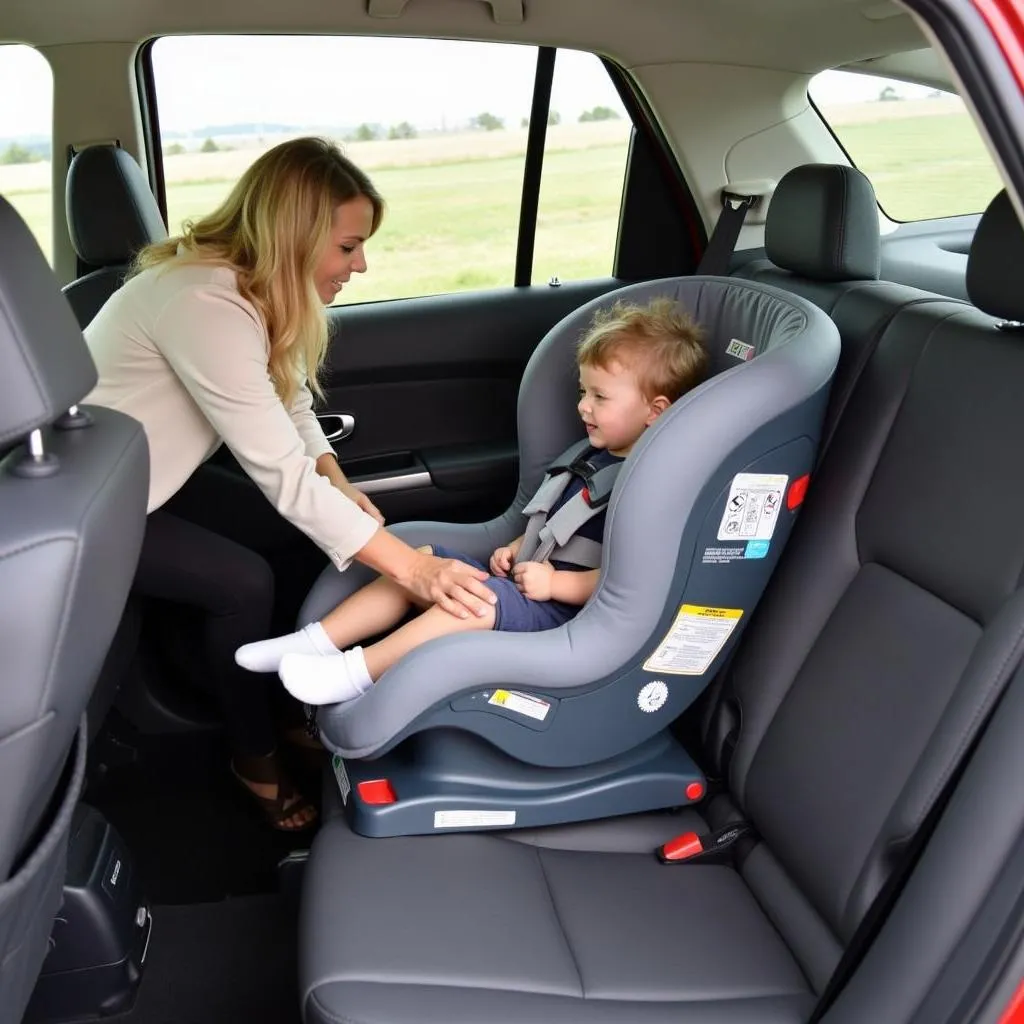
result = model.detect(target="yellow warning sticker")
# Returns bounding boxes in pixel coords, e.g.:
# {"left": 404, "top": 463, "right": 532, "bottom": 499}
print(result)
{"left": 642, "top": 604, "right": 743, "bottom": 676}
{"left": 488, "top": 689, "right": 551, "bottom": 721}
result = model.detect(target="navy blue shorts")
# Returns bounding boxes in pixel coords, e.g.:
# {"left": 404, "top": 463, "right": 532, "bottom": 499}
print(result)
{"left": 431, "top": 545, "right": 580, "bottom": 633}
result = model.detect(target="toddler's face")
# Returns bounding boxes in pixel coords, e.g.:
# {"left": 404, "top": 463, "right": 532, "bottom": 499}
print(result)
{"left": 577, "top": 360, "right": 659, "bottom": 456}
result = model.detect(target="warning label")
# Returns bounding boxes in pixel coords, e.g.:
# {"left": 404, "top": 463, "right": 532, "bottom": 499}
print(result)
{"left": 488, "top": 689, "right": 550, "bottom": 721}
{"left": 331, "top": 755, "right": 351, "bottom": 805}
{"left": 643, "top": 604, "right": 744, "bottom": 676}
{"left": 717, "top": 473, "right": 787, "bottom": 542}
{"left": 434, "top": 810, "right": 517, "bottom": 829}
{"left": 726, "top": 338, "right": 755, "bottom": 361}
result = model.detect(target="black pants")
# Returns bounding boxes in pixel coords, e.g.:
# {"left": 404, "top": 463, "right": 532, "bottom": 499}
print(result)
{"left": 134, "top": 462, "right": 327, "bottom": 756}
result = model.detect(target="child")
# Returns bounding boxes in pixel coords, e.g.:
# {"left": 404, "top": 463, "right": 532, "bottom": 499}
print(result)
{"left": 235, "top": 297, "right": 708, "bottom": 705}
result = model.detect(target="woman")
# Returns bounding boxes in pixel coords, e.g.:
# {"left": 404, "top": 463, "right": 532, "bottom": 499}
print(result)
{"left": 84, "top": 136, "right": 495, "bottom": 830}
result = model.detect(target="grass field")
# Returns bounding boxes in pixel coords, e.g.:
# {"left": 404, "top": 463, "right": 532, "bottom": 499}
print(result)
{"left": 1, "top": 107, "right": 1005, "bottom": 297}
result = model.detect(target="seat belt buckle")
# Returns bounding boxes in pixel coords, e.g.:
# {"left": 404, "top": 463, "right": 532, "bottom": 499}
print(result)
{"left": 656, "top": 822, "right": 754, "bottom": 865}
{"left": 720, "top": 189, "right": 758, "bottom": 211}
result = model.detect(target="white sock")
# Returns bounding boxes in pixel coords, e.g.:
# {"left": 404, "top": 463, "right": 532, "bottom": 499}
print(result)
{"left": 234, "top": 622, "right": 339, "bottom": 673}
{"left": 278, "top": 647, "right": 374, "bottom": 706}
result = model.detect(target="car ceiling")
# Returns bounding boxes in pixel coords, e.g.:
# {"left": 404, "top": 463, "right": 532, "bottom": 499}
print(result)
{"left": 1, "top": 0, "right": 929, "bottom": 78}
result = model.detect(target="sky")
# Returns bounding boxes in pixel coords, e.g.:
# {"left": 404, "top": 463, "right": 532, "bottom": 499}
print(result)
{"left": 0, "top": 35, "right": 941, "bottom": 140}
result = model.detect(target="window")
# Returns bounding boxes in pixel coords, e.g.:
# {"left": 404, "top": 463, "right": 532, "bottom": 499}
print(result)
{"left": 149, "top": 36, "right": 631, "bottom": 303}
{"left": 810, "top": 70, "right": 1003, "bottom": 222}
{"left": 0, "top": 44, "right": 54, "bottom": 262}
{"left": 532, "top": 49, "right": 631, "bottom": 285}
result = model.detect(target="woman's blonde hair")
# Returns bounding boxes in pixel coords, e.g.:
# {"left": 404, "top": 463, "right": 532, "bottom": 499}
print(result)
{"left": 132, "top": 136, "right": 384, "bottom": 405}
{"left": 577, "top": 297, "right": 708, "bottom": 402}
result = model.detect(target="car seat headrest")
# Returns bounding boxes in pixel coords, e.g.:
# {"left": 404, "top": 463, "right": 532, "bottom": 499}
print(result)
{"left": 966, "top": 189, "right": 1024, "bottom": 323}
{"left": 765, "top": 163, "right": 881, "bottom": 282}
{"left": 0, "top": 197, "right": 98, "bottom": 447}
{"left": 66, "top": 144, "right": 167, "bottom": 267}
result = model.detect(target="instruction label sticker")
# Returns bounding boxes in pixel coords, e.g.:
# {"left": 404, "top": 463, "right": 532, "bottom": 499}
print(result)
{"left": 331, "top": 754, "right": 351, "bottom": 805}
{"left": 726, "top": 338, "right": 755, "bottom": 361}
{"left": 488, "top": 689, "right": 550, "bottom": 721}
{"left": 717, "top": 473, "right": 787, "bottom": 541}
{"left": 643, "top": 604, "right": 744, "bottom": 676}
{"left": 434, "top": 810, "right": 517, "bottom": 829}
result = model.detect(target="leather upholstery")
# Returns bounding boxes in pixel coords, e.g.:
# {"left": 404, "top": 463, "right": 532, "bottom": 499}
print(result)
{"left": 297, "top": 172, "right": 1024, "bottom": 1024}
{"left": 966, "top": 189, "right": 1024, "bottom": 322}
{"left": 65, "top": 144, "right": 167, "bottom": 267}
{"left": 63, "top": 144, "right": 166, "bottom": 328}
{"left": 764, "top": 163, "right": 881, "bottom": 282}
{"left": 0, "top": 195, "right": 149, "bottom": 1021}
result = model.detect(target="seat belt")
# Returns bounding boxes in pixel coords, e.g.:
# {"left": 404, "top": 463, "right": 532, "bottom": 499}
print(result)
{"left": 807, "top": 656, "right": 1024, "bottom": 1023}
{"left": 695, "top": 189, "right": 758, "bottom": 276}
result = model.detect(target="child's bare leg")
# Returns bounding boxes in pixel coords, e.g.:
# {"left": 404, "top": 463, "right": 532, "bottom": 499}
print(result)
{"left": 363, "top": 602, "right": 496, "bottom": 680}
{"left": 278, "top": 602, "right": 497, "bottom": 705}
{"left": 320, "top": 575, "right": 416, "bottom": 650}
{"left": 236, "top": 547, "right": 434, "bottom": 673}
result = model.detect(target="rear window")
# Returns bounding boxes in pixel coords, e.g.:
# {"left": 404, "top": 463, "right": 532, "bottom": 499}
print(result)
{"left": 809, "top": 70, "right": 1003, "bottom": 222}
{"left": 0, "top": 44, "right": 53, "bottom": 261}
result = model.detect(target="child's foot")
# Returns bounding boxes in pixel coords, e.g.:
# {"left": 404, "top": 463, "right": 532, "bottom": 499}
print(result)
{"left": 278, "top": 647, "right": 373, "bottom": 706}
{"left": 235, "top": 622, "right": 339, "bottom": 672}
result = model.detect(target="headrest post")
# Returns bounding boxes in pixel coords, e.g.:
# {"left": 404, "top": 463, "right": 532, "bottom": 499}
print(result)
{"left": 11, "top": 429, "right": 60, "bottom": 479}
{"left": 55, "top": 404, "right": 94, "bottom": 431}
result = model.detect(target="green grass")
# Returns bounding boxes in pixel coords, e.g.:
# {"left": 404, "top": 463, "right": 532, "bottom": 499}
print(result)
{"left": 162, "top": 144, "right": 630, "bottom": 302}
{"left": 831, "top": 113, "right": 1005, "bottom": 221}
{"left": 4, "top": 111, "right": 1008, "bottom": 278}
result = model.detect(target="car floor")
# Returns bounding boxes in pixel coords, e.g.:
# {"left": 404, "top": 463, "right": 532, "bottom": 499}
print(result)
{"left": 76, "top": 723, "right": 317, "bottom": 1024}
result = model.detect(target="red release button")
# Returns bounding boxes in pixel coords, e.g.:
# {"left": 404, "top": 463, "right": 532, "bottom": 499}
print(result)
{"left": 787, "top": 474, "right": 810, "bottom": 510}
{"left": 660, "top": 832, "right": 704, "bottom": 861}
{"left": 357, "top": 779, "right": 397, "bottom": 805}
{"left": 685, "top": 781, "right": 705, "bottom": 801}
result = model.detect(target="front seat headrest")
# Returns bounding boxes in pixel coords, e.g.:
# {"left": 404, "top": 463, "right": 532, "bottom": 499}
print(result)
{"left": 66, "top": 145, "right": 167, "bottom": 268}
{"left": 0, "top": 196, "right": 97, "bottom": 447}
{"left": 966, "top": 189, "right": 1024, "bottom": 323}
{"left": 765, "top": 163, "right": 881, "bottom": 282}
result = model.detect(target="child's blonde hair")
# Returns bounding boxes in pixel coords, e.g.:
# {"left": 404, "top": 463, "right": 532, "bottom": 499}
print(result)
{"left": 577, "top": 297, "right": 707, "bottom": 401}
{"left": 132, "top": 137, "right": 385, "bottom": 406}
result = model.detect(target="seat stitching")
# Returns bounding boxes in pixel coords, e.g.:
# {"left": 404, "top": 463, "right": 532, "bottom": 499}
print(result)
{"left": 535, "top": 847, "right": 586, "bottom": 998}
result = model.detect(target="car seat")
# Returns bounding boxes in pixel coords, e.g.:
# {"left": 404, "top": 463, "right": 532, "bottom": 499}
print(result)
{"left": 300, "top": 276, "right": 839, "bottom": 836}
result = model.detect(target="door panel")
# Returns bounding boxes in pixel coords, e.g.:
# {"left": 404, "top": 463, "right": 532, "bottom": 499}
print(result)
{"left": 320, "top": 279, "right": 624, "bottom": 524}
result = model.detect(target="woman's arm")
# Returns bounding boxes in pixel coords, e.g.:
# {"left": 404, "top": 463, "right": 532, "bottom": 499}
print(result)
{"left": 314, "top": 452, "right": 384, "bottom": 525}
{"left": 153, "top": 282, "right": 494, "bottom": 614}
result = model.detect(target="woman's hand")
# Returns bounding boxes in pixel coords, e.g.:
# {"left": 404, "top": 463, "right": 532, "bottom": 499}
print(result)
{"left": 349, "top": 489, "right": 385, "bottom": 526}
{"left": 407, "top": 550, "right": 497, "bottom": 620}
{"left": 512, "top": 560, "right": 555, "bottom": 602}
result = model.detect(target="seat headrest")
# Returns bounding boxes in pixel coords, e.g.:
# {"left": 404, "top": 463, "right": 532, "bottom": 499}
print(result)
{"left": 66, "top": 145, "right": 167, "bottom": 267}
{"left": 966, "top": 190, "right": 1024, "bottom": 323}
{"left": 765, "top": 163, "right": 881, "bottom": 282}
{"left": 0, "top": 196, "right": 98, "bottom": 447}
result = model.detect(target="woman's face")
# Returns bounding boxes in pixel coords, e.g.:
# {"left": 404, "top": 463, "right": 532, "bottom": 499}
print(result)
{"left": 313, "top": 196, "right": 374, "bottom": 304}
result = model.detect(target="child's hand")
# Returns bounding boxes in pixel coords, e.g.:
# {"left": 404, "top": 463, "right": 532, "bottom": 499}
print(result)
{"left": 489, "top": 546, "right": 516, "bottom": 577}
{"left": 512, "top": 560, "right": 555, "bottom": 601}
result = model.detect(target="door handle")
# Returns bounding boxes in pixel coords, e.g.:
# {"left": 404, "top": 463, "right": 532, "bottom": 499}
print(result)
{"left": 318, "top": 413, "right": 355, "bottom": 442}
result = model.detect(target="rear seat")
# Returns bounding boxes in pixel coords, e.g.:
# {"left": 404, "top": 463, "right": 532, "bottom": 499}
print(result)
{"left": 733, "top": 163, "right": 966, "bottom": 455}
{"left": 298, "top": 189, "right": 1024, "bottom": 1024}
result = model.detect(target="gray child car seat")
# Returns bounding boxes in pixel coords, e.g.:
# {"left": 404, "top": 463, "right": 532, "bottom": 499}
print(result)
{"left": 301, "top": 276, "right": 839, "bottom": 836}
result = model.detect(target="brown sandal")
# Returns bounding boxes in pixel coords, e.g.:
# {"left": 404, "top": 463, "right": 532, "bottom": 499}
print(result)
{"left": 231, "top": 751, "right": 319, "bottom": 832}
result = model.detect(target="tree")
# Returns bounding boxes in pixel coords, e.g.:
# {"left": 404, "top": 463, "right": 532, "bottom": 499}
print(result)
{"left": 547, "top": 110, "right": 561, "bottom": 126}
{"left": 472, "top": 112, "right": 504, "bottom": 131}
{"left": 352, "top": 123, "right": 380, "bottom": 142}
{"left": 579, "top": 105, "right": 621, "bottom": 122}
{"left": 164, "top": 142, "right": 186, "bottom": 156}
{"left": 878, "top": 85, "right": 899, "bottom": 102}
{"left": 387, "top": 122, "right": 417, "bottom": 140}
{"left": 0, "top": 142, "right": 39, "bottom": 165}
{"left": 200, "top": 137, "right": 219, "bottom": 153}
